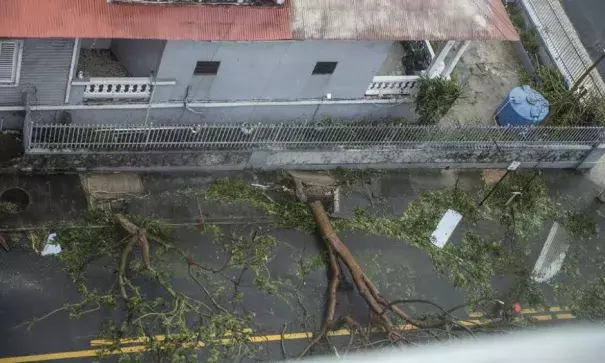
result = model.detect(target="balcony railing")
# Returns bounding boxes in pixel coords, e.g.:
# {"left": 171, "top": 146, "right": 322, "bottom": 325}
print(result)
{"left": 365, "top": 75, "right": 421, "bottom": 97}
{"left": 72, "top": 78, "right": 176, "bottom": 100}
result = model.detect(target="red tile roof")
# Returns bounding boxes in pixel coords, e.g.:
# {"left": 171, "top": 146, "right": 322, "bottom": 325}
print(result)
{"left": 0, "top": 0, "right": 292, "bottom": 40}
{"left": 0, "top": 0, "right": 517, "bottom": 41}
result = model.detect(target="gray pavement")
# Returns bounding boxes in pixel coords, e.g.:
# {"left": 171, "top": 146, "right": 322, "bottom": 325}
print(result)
{"left": 0, "top": 169, "right": 604, "bottom": 362}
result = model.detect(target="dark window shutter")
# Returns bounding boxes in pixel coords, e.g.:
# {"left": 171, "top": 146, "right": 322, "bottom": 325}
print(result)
{"left": 312, "top": 62, "right": 337, "bottom": 75}
{"left": 194, "top": 61, "right": 221, "bottom": 76}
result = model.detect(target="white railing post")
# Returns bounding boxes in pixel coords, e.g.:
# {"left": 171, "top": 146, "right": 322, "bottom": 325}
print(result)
{"left": 366, "top": 75, "right": 421, "bottom": 96}
{"left": 73, "top": 77, "right": 176, "bottom": 100}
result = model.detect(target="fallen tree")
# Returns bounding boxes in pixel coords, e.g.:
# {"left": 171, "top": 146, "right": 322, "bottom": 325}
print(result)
{"left": 17, "top": 172, "right": 601, "bottom": 362}
{"left": 297, "top": 201, "right": 480, "bottom": 358}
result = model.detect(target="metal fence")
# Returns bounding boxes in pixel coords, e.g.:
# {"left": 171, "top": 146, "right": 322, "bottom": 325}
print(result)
{"left": 520, "top": 0, "right": 605, "bottom": 96}
{"left": 24, "top": 122, "right": 605, "bottom": 152}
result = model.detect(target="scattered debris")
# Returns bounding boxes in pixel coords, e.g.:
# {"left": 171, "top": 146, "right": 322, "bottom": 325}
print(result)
{"left": 431, "top": 209, "right": 463, "bottom": 248}
{"left": 532, "top": 222, "right": 569, "bottom": 282}
{"left": 41, "top": 233, "right": 61, "bottom": 256}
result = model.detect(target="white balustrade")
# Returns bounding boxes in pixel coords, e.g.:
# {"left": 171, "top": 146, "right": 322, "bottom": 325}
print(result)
{"left": 365, "top": 75, "right": 421, "bottom": 97}
{"left": 74, "top": 78, "right": 176, "bottom": 100}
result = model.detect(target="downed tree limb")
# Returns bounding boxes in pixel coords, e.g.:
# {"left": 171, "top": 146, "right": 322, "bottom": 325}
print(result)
{"left": 365, "top": 275, "right": 446, "bottom": 329}
{"left": 309, "top": 201, "right": 452, "bottom": 331}
{"left": 119, "top": 235, "right": 139, "bottom": 303}
{"left": 310, "top": 201, "right": 393, "bottom": 330}
{"left": 116, "top": 214, "right": 139, "bottom": 235}
{"left": 325, "top": 244, "right": 340, "bottom": 327}
{"left": 298, "top": 233, "right": 342, "bottom": 359}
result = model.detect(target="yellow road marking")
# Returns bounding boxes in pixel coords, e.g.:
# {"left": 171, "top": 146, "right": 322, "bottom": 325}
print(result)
{"left": 0, "top": 346, "right": 147, "bottom": 363}
{"left": 469, "top": 306, "right": 570, "bottom": 318}
{"left": 533, "top": 315, "right": 553, "bottom": 321}
{"left": 0, "top": 320, "right": 482, "bottom": 362}
{"left": 0, "top": 312, "right": 576, "bottom": 363}
{"left": 91, "top": 328, "right": 253, "bottom": 346}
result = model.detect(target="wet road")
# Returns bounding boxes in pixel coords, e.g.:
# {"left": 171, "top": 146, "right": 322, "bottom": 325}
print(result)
{"left": 560, "top": 0, "right": 605, "bottom": 78}
{"left": 0, "top": 170, "right": 603, "bottom": 362}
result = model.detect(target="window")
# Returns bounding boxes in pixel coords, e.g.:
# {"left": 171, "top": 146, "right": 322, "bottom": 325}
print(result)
{"left": 0, "top": 40, "right": 22, "bottom": 85}
{"left": 312, "top": 62, "right": 337, "bottom": 75}
{"left": 194, "top": 61, "right": 221, "bottom": 76}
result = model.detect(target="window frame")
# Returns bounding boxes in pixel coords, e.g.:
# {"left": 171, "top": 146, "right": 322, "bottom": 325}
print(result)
{"left": 193, "top": 61, "right": 221, "bottom": 76}
{"left": 0, "top": 40, "right": 23, "bottom": 87}
{"left": 312, "top": 61, "right": 338, "bottom": 75}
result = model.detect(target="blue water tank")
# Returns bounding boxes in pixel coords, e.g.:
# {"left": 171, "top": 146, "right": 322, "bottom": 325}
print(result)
{"left": 495, "top": 85, "right": 549, "bottom": 126}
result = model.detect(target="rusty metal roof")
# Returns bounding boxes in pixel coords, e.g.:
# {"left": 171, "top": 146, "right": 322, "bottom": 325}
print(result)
{"left": 291, "top": 0, "right": 518, "bottom": 41}
{"left": 0, "top": 0, "right": 517, "bottom": 41}
{"left": 0, "top": 0, "right": 292, "bottom": 40}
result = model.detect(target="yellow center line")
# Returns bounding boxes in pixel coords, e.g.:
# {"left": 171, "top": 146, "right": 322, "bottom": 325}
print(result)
{"left": 90, "top": 328, "right": 253, "bottom": 346}
{"left": 469, "top": 307, "right": 574, "bottom": 318}
{"left": 0, "top": 320, "right": 483, "bottom": 362}
{"left": 0, "top": 346, "right": 147, "bottom": 363}
{"left": 533, "top": 315, "right": 553, "bottom": 321}
{"left": 0, "top": 312, "right": 577, "bottom": 363}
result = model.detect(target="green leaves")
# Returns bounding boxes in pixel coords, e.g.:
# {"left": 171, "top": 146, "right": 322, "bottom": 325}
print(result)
{"left": 414, "top": 76, "right": 463, "bottom": 124}
{"left": 208, "top": 178, "right": 314, "bottom": 232}
{"left": 521, "top": 66, "right": 605, "bottom": 126}
{"left": 572, "top": 279, "right": 605, "bottom": 320}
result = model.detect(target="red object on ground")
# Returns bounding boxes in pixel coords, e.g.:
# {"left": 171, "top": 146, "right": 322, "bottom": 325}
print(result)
{"left": 512, "top": 302, "right": 522, "bottom": 313}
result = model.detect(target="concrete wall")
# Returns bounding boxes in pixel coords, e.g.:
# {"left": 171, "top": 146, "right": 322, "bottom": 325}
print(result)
{"left": 111, "top": 39, "right": 165, "bottom": 77}
{"left": 80, "top": 39, "right": 111, "bottom": 50}
{"left": 31, "top": 102, "right": 416, "bottom": 125}
{"left": 155, "top": 40, "right": 392, "bottom": 102}
{"left": 14, "top": 145, "right": 602, "bottom": 172}
{"left": 0, "top": 39, "right": 74, "bottom": 106}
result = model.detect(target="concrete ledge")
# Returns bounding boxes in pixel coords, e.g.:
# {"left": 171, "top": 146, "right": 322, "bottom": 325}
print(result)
{"left": 7, "top": 145, "right": 601, "bottom": 173}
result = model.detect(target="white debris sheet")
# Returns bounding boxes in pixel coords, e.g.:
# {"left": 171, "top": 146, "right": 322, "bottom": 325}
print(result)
{"left": 41, "top": 233, "right": 61, "bottom": 256}
{"left": 431, "top": 209, "right": 462, "bottom": 248}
